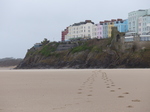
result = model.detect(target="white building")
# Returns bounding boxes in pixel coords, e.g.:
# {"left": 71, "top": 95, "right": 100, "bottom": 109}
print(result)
{"left": 138, "top": 15, "right": 150, "bottom": 35}
{"left": 65, "top": 20, "right": 95, "bottom": 40}
{"left": 128, "top": 9, "right": 147, "bottom": 34}
{"left": 92, "top": 24, "right": 98, "bottom": 38}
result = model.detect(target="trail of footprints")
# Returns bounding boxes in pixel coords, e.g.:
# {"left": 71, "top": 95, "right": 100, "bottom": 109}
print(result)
{"left": 101, "top": 71, "right": 141, "bottom": 109}
{"left": 52, "top": 70, "right": 141, "bottom": 111}
{"left": 77, "top": 70, "right": 99, "bottom": 99}
{"left": 52, "top": 70, "right": 99, "bottom": 111}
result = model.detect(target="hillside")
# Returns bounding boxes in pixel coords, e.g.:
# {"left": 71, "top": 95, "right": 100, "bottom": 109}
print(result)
{"left": 16, "top": 35, "right": 150, "bottom": 69}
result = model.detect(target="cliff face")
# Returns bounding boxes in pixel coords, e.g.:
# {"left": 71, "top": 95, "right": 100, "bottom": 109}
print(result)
{"left": 16, "top": 37, "right": 150, "bottom": 69}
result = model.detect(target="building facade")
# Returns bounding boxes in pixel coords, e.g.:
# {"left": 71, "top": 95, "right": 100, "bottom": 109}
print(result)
{"left": 102, "top": 21, "right": 109, "bottom": 38}
{"left": 138, "top": 15, "right": 150, "bottom": 35}
{"left": 97, "top": 22, "right": 103, "bottom": 39}
{"left": 114, "top": 19, "right": 128, "bottom": 33}
{"left": 62, "top": 18, "right": 128, "bottom": 41}
{"left": 92, "top": 24, "right": 98, "bottom": 38}
{"left": 128, "top": 9, "right": 147, "bottom": 34}
{"left": 108, "top": 19, "right": 116, "bottom": 38}
{"left": 61, "top": 28, "right": 68, "bottom": 41}
{"left": 65, "top": 20, "right": 95, "bottom": 40}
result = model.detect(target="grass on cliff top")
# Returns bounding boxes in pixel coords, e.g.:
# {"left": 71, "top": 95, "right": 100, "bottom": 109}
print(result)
{"left": 70, "top": 38, "right": 109, "bottom": 53}
{"left": 39, "top": 42, "right": 59, "bottom": 57}
{"left": 71, "top": 43, "right": 92, "bottom": 53}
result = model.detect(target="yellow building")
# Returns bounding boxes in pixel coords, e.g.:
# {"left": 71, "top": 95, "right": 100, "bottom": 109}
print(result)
{"left": 108, "top": 19, "right": 116, "bottom": 38}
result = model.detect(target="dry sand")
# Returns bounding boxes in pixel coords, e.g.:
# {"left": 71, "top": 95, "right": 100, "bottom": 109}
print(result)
{"left": 0, "top": 69, "right": 150, "bottom": 112}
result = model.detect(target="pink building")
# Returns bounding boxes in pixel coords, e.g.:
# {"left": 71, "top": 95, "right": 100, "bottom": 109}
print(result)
{"left": 97, "top": 22, "right": 104, "bottom": 39}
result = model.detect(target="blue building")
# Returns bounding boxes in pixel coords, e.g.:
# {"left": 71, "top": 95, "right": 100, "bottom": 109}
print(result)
{"left": 101, "top": 21, "right": 110, "bottom": 38}
{"left": 114, "top": 19, "right": 128, "bottom": 32}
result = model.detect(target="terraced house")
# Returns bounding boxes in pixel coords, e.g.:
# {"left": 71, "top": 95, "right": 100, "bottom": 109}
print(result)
{"left": 63, "top": 20, "right": 95, "bottom": 41}
{"left": 62, "top": 19, "right": 128, "bottom": 41}
{"left": 114, "top": 19, "right": 128, "bottom": 33}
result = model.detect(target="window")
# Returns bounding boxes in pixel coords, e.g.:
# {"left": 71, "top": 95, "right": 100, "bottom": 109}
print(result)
{"left": 125, "top": 37, "right": 134, "bottom": 42}
{"left": 88, "top": 26, "right": 90, "bottom": 29}
{"left": 88, "top": 30, "right": 90, "bottom": 32}
{"left": 140, "top": 37, "right": 150, "bottom": 41}
{"left": 139, "top": 28, "right": 141, "bottom": 31}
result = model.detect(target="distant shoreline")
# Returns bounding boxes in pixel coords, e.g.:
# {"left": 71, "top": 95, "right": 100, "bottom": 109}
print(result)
{"left": 0, "top": 66, "right": 16, "bottom": 70}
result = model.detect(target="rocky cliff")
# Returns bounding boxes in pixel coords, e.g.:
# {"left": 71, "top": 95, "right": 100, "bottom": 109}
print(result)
{"left": 16, "top": 37, "right": 150, "bottom": 69}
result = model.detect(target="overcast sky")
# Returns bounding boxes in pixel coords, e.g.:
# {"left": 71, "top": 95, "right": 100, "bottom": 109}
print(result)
{"left": 0, "top": 0, "right": 150, "bottom": 59}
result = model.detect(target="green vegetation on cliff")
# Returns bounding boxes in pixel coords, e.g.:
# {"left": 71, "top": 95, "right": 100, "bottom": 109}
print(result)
{"left": 39, "top": 42, "right": 59, "bottom": 57}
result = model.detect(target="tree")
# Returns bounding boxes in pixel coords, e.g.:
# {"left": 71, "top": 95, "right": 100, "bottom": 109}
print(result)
{"left": 41, "top": 38, "right": 50, "bottom": 45}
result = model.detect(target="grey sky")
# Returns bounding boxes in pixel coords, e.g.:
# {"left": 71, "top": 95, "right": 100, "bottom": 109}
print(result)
{"left": 0, "top": 0, "right": 150, "bottom": 58}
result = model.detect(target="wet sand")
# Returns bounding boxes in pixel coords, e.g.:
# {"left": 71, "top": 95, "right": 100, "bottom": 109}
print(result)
{"left": 0, "top": 69, "right": 150, "bottom": 112}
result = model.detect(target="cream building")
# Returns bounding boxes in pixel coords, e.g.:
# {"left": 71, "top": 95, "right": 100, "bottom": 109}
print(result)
{"left": 65, "top": 20, "right": 95, "bottom": 40}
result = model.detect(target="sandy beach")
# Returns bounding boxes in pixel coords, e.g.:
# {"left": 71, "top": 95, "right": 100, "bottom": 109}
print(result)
{"left": 0, "top": 69, "right": 150, "bottom": 112}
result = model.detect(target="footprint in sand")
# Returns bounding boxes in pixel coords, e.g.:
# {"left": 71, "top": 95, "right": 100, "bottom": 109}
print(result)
{"left": 87, "top": 94, "right": 92, "bottom": 96}
{"left": 64, "top": 104, "right": 72, "bottom": 106}
{"left": 107, "top": 86, "right": 110, "bottom": 88}
{"left": 123, "top": 92, "right": 129, "bottom": 94}
{"left": 78, "top": 89, "right": 82, "bottom": 90}
{"left": 110, "top": 90, "right": 115, "bottom": 92}
{"left": 127, "top": 105, "right": 133, "bottom": 108}
{"left": 118, "top": 88, "right": 121, "bottom": 90}
{"left": 111, "top": 85, "right": 115, "bottom": 86}
{"left": 53, "top": 107, "right": 65, "bottom": 110}
{"left": 118, "top": 96, "right": 124, "bottom": 98}
{"left": 78, "top": 92, "right": 82, "bottom": 94}
{"left": 132, "top": 99, "right": 141, "bottom": 102}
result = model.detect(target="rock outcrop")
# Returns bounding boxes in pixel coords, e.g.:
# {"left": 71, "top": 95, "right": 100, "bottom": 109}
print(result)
{"left": 16, "top": 37, "right": 150, "bottom": 69}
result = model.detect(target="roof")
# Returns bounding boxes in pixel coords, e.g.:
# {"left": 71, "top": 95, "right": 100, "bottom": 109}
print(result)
{"left": 72, "top": 20, "right": 94, "bottom": 26}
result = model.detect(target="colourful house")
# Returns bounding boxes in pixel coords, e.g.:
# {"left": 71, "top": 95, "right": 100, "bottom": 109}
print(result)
{"left": 108, "top": 19, "right": 116, "bottom": 38}
{"left": 61, "top": 28, "right": 68, "bottom": 41}
{"left": 114, "top": 19, "right": 128, "bottom": 33}
{"left": 97, "top": 22, "right": 103, "bottom": 39}
{"left": 102, "top": 20, "right": 110, "bottom": 38}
